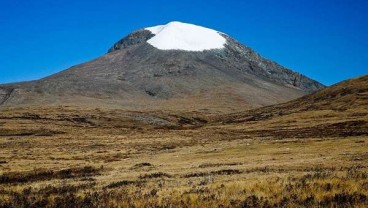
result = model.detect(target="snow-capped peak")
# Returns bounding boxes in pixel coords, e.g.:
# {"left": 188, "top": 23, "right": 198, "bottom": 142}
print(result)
{"left": 145, "top": 21, "right": 226, "bottom": 52}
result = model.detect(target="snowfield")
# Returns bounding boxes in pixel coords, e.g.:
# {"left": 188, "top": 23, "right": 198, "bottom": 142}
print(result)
{"left": 145, "top": 21, "right": 226, "bottom": 51}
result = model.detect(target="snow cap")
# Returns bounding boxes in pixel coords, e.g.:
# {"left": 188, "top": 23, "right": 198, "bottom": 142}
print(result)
{"left": 145, "top": 21, "right": 226, "bottom": 51}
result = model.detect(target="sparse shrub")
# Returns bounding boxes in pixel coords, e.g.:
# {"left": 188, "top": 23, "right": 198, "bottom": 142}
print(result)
{"left": 105, "top": 180, "right": 137, "bottom": 189}
{"left": 184, "top": 169, "right": 242, "bottom": 178}
{"left": 212, "top": 169, "right": 242, "bottom": 175}
{"left": 139, "top": 172, "right": 172, "bottom": 179}
{"left": 130, "top": 162, "right": 154, "bottom": 170}
{"left": 346, "top": 166, "right": 368, "bottom": 179}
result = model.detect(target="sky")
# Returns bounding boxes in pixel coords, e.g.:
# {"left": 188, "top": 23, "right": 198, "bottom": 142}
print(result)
{"left": 0, "top": 0, "right": 367, "bottom": 86}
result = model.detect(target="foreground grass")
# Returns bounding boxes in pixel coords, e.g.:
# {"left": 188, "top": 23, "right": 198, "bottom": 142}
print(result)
{"left": 1, "top": 167, "right": 367, "bottom": 207}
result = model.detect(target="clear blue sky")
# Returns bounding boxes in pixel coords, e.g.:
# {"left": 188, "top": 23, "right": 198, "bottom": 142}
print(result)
{"left": 0, "top": 0, "right": 367, "bottom": 85}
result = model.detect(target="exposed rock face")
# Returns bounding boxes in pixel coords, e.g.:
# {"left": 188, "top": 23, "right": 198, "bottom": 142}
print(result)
{"left": 0, "top": 22, "right": 325, "bottom": 113}
{"left": 217, "top": 34, "right": 323, "bottom": 93}
{"left": 108, "top": 30, "right": 154, "bottom": 53}
{"left": 0, "top": 87, "right": 14, "bottom": 105}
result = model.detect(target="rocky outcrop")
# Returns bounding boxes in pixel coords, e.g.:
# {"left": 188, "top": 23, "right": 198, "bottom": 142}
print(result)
{"left": 0, "top": 87, "right": 14, "bottom": 105}
{"left": 108, "top": 30, "right": 154, "bottom": 53}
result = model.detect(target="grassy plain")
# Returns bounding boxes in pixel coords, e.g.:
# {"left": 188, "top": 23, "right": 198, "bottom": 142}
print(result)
{"left": 0, "top": 100, "right": 367, "bottom": 207}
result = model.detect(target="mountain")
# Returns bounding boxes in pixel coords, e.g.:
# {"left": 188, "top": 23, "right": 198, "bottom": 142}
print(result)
{"left": 222, "top": 75, "right": 368, "bottom": 138}
{"left": 0, "top": 21, "right": 324, "bottom": 113}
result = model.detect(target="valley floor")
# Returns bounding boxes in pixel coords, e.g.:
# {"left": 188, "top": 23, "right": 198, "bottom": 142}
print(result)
{"left": 0, "top": 106, "right": 367, "bottom": 207}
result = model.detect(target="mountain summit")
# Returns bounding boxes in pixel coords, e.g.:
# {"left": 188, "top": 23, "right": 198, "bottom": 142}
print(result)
{"left": 145, "top": 21, "right": 226, "bottom": 51}
{"left": 0, "top": 21, "right": 324, "bottom": 113}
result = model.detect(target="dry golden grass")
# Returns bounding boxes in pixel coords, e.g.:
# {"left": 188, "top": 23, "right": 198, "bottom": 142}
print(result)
{"left": 0, "top": 102, "right": 367, "bottom": 207}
